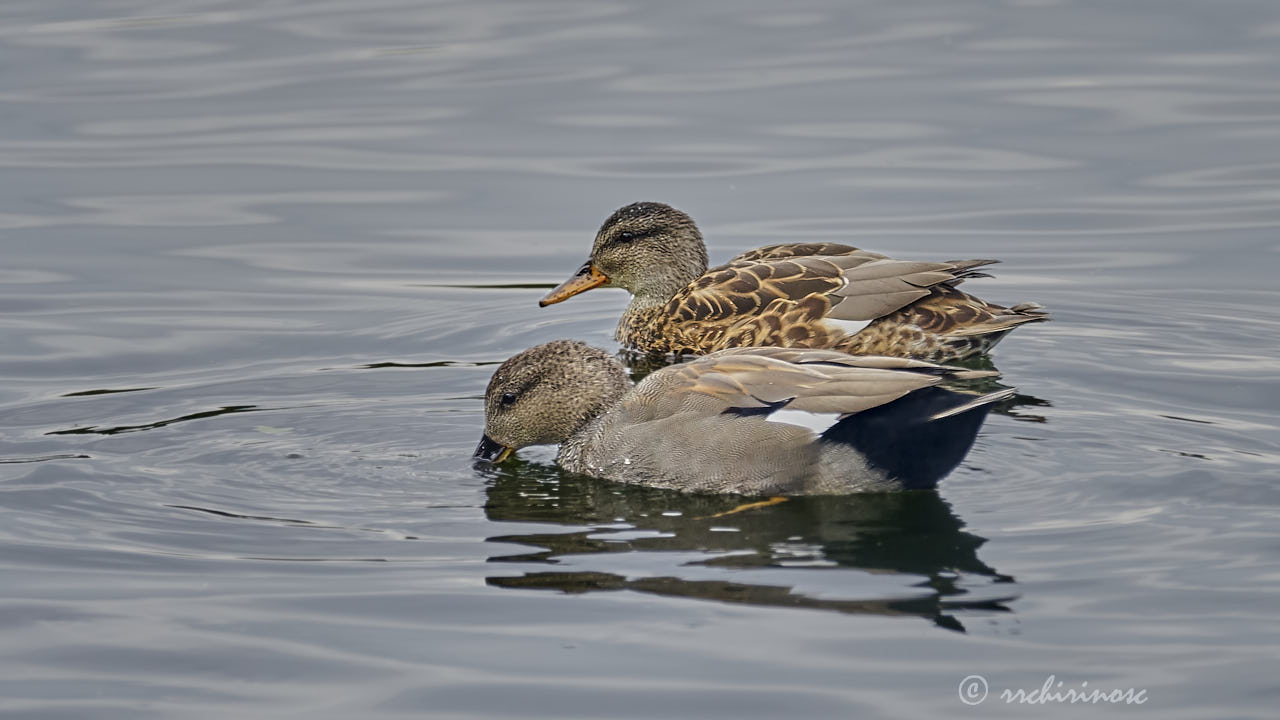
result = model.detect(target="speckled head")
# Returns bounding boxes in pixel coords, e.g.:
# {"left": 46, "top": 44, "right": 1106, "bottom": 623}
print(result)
{"left": 540, "top": 202, "right": 709, "bottom": 308}
{"left": 475, "top": 340, "right": 630, "bottom": 461}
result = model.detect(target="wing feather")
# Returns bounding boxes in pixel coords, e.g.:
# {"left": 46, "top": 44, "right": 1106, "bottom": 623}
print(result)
{"left": 666, "top": 248, "right": 995, "bottom": 333}
{"left": 728, "top": 243, "right": 879, "bottom": 263}
{"left": 638, "top": 348, "right": 991, "bottom": 419}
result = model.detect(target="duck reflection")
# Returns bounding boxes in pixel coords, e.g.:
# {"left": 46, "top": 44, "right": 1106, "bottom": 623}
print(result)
{"left": 480, "top": 462, "right": 1015, "bottom": 632}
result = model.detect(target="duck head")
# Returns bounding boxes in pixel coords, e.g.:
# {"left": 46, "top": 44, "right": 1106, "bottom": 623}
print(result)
{"left": 539, "top": 202, "right": 709, "bottom": 308}
{"left": 474, "top": 340, "right": 630, "bottom": 463}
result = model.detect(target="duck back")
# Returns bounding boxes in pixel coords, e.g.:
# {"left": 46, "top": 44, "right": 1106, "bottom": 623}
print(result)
{"left": 820, "top": 386, "right": 1010, "bottom": 490}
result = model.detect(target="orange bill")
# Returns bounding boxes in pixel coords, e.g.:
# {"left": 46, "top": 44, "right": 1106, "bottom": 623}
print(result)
{"left": 539, "top": 261, "right": 609, "bottom": 307}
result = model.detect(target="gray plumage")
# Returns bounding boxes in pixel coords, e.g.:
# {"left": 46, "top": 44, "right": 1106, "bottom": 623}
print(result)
{"left": 478, "top": 340, "right": 1009, "bottom": 495}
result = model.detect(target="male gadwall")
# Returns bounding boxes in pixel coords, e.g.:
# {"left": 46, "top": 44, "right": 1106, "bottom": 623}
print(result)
{"left": 474, "top": 340, "right": 1012, "bottom": 495}
{"left": 539, "top": 202, "right": 1047, "bottom": 362}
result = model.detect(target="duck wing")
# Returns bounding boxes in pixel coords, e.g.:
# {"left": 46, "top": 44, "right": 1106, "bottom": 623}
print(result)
{"left": 667, "top": 249, "right": 994, "bottom": 327}
{"left": 727, "top": 242, "right": 873, "bottom": 263}
{"left": 839, "top": 284, "right": 1051, "bottom": 361}
{"left": 626, "top": 347, "right": 995, "bottom": 420}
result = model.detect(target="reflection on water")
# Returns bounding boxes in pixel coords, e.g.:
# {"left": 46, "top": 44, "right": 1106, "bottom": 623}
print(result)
{"left": 45, "top": 404, "right": 262, "bottom": 436}
{"left": 2, "top": 0, "right": 1279, "bottom": 716}
{"left": 482, "top": 463, "right": 1013, "bottom": 632}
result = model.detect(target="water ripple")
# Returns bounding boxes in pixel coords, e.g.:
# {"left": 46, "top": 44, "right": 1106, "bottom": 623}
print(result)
{"left": 2, "top": 0, "right": 1279, "bottom": 716}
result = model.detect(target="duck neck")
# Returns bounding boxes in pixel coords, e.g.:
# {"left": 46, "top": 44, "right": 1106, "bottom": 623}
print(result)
{"left": 621, "top": 245, "right": 708, "bottom": 318}
{"left": 555, "top": 360, "right": 632, "bottom": 470}
{"left": 556, "top": 396, "right": 622, "bottom": 474}
{"left": 556, "top": 421, "right": 597, "bottom": 472}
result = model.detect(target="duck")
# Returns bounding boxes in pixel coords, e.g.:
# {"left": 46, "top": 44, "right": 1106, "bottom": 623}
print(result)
{"left": 473, "top": 339, "right": 1013, "bottom": 495}
{"left": 539, "top": 202, "right": 1048, "bottom": 362}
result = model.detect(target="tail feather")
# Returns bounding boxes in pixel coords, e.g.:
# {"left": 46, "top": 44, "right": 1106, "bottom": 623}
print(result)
{"left": 941, "top": 259, "right": 1000, "bottom": 285}
{"left": 943, "top": 310, "right": 1050, "bottom": 338}
{"left": 931, "top": 387, "right": 1016, "bottom": 420}
{"left": 821, "top": 386, "right": 1009, "bottom": 490}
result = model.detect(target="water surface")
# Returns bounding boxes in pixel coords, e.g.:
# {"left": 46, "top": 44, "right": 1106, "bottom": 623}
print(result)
{"left": 2, "top": 0, "right": 1278, "bottom": 717}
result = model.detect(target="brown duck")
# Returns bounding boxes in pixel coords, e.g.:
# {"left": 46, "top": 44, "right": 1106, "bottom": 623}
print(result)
{"left": 540, "top": 202, "right": 1048, "bottom": 362}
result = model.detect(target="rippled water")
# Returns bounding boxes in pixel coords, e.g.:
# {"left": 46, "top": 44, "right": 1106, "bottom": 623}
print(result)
{"left": 2, "top": 0, "right": 1278, "bottom": 717}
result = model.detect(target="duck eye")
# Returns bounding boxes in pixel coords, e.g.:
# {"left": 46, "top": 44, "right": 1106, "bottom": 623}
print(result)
{"left": 616, "top": 231, "right": 636, "bottom": 243}
{"left": 500, "top": 392, "right": 518, "bottom": 406}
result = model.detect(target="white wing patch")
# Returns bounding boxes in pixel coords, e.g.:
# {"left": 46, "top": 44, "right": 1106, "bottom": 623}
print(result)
{"left": 823, "top": 317, "right": 872, "bottom": 337}
{"left": 764, "top": 408, "right": 844, "bottom": 436}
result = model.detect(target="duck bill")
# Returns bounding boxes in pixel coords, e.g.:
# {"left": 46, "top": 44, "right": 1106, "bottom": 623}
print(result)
{"left": 473, "top": 434, "right": 515, "bottom": 463}
{"left": 539, "top": 261, "right": 609, "bottom": 307}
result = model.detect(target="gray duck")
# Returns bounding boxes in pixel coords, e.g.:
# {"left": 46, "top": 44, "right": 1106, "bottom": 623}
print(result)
{"left": 474, "top": 339, "right": 1012, "bottom": 495}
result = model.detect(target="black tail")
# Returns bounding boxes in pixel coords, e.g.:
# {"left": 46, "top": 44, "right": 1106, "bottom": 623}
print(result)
{"left": 821, "top": 386, "right": 1009, "bottom": 490}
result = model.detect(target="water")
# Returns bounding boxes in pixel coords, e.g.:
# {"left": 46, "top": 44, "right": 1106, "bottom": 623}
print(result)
{"left": 2, "top": 0, "right": 1278, "bottom": 717}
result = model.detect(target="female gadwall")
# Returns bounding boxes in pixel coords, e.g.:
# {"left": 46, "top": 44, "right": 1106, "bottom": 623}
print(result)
{"left": 474, "top": 340, "right": 1012, "bottom": 495}
{"left": 539, "top": 202, "right": 1047, "bottom": 362}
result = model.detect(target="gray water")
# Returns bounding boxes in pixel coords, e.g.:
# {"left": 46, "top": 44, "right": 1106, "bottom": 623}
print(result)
{"left": 2, "top": 1, "right": 1279, "bottom": 718}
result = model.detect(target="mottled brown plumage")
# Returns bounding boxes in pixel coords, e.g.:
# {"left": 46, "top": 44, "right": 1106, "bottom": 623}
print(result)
{"left": 540, "top": 202, "right": 1048, "bottom": 362}
{"left": 839, "top": 285, "right": 1050, "bottom": 362}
